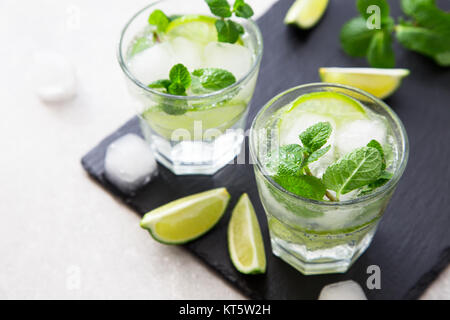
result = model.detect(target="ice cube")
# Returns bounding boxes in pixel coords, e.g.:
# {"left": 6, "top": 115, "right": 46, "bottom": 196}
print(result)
{"left": 203, "top": 42, "right": 253, "bottom": 80}
{"left": 31, "top": 50, "right": 77, "bottom": 102}
{"left": 104, "top": 134, "right": 158, "bottom": 194}
{"left": 280, "top": 113, "right": 337, "bottom": 177}
{"left": 128, "top": 42, "right": 175, "bottom": 84}
{"left": 318, "top": 280, "right": 367, "bottom": 300}
{"left": 170, "top": 37, "right": 203, "bottom": 70}
{"left": 336, "top": 119, "right": 387, "bottom": 157}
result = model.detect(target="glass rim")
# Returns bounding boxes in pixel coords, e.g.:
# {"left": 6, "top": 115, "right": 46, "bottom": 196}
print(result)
{"left": 249, "top": 82, "right": 410, "bottom": 207}
{"left": 116, "top": 0, "right": 263, "bottom": 101}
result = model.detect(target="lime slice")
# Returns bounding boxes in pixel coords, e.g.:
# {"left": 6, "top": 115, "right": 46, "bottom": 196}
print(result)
{"left": 166, "top": 15, "right": 218, "bottom": 45}
{"left": 279, "top": 91, "right": 367, "bottom": 146}
{"left": 143, "top": 102, "right": 247, "bottom": 140}
{"left": 228, "top": 194, "right": 266, "bottom": 274}
{"left": 284, "top": 0, "right": 329, "bottom": 29}
{"left": 319, "top": 67, "right": 410, "bottom": 99}
{"left": 140, "top": 188, "right": 230, "bottom": 244}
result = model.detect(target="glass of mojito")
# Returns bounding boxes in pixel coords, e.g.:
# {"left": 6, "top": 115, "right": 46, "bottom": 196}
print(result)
{"left": 250, "top": 83, "right": 409, "bottom": 275}
{"left": 117, "top": 0, "right": 262, "bottom": 175}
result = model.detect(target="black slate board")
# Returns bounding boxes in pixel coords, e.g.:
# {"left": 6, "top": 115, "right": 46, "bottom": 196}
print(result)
{"left": 82, "top": 0, "right": 450, "bottom": 299}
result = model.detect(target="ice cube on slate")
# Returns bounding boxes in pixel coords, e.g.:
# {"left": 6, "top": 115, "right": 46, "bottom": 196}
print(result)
{"left": 318, "top": 280, "right": 367, "bottom": 300}
{"left": 104, "top": 134, "right": 158, "bottom": 194}
{"left": 31, "top": 50, "right": 77, "bottom": 102}
{"left": 203, "top": 42, "right": 253, "bottom": 80}
{"left": 336, "top": 119, "right": 387, "bottom": 157}
{"left": 127, "top": 42, "right": 175, "bottom": 84}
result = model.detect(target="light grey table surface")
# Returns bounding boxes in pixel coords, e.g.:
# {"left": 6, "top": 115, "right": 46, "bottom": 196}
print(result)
{"left": 0, "top": 0, "right": 447, "bottom": 299}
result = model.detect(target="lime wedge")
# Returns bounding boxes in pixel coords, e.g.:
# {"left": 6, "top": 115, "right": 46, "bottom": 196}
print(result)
{"left": 228, "top": 194, "right": 266, "bottom": 274}
{"left": 140, "top": 188, "right": 230, "bottom": 244}
{"left": 166, "top": 15, "right": 218, "bottom": 45}
{"left": 319, "top": 67, "right": 410, "bottom": 99}
{"left": 284, "top": 0, "right": 329, "bottom": 29}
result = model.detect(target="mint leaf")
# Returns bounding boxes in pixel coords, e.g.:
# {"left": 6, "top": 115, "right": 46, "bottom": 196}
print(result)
{"left": 169, "top": 64, "right": 191, "bottom": 88}
{"left": 274, "top": 174, "right": 326, "bottom": 201}
{"left": 403, "top": 2, "right": 450, "bottom": 38}
{"left": 167, "top": 82, "right": 187, "bottom": 95}
{"left": 148, "top": 79, "right": 171, "bottom": 90}
{"left": 233, "top": 0, "right": 254, "bottom": 18}
{"left": 357, "top": 0, "right": 390, "bottom": 21}
{"left": 148, "top": 9, "right": 169, "bottom": 33}
{"left": 401, "top": 0, "right": 434, "bottom": 17}
{"left": 367, "top": 30, "right": 395, "bottom": 68}
{"left": 192, "top": 68, "right": 236, "bottom": 90}
{"left": 396, "top": 24, "right": 450, "bottom": 66}
{"left": 307, "top": 145, "right": 331, "bottom": 165}
{"left": 272, "top": 144, "right": 306, "bottom": 176}
{"left": 340, "top": 17, "right": 377, "bottom": 57}
{"left": 215, "top": 19, "right": 243, "bottom": 43}
{"left": 205, "top": 0, "right": 232, "bottom": 18}
{"left": 322, "top": 146, "right": 383, "bottom": 198}
{"left": 130, "top": 37, "right": 153, "bottom": 57}
{"left": 299, "top": 122, "right": 332, "bottom": 153}
{"left": 358, "top": 171, "right": 393, "bottom": 196}
{"left": 367, "top": 139, "right": 386, "bottom": 170}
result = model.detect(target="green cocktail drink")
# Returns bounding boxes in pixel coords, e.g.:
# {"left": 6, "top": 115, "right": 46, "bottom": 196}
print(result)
{"left": 118, "top": 0, "right": 262, "bottom": 175}
{"left": 250, "top": 84, "right": 409, "bottom": 275}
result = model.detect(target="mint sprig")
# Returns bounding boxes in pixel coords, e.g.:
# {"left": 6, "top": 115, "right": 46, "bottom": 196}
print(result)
{"left": 147, "top": 64, "right": 237, "bottom": 114}
{"left": 205, "top": 0, "right": 254, "bottom": 43}
{"left": 341, "top": 0, "right": 450, "bottom": 67}
{"left": 269, "top": 122, "right": 392, "bottom": 202}
{"left": 148, "top": 9, "right": 170, "bottom": 33}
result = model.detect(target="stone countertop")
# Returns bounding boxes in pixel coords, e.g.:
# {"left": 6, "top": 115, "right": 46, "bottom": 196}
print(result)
{"left": 0, "top": 0, "right": 447, "bottom": 299}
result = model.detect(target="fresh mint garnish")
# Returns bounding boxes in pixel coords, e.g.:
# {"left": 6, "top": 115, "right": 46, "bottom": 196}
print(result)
{"left": 274, "top": 175, "right": 326, "bottom": 201}
{"left": 192, "top": 68, "right": 237, "bottom": 90}
{"left": 147, "top": 64, "right": 237, "bottom": 114}
{"left": 322, "top": 146, "right": 383, "bottom": 200}
{"left": 169, "top": 64, "right": 191, "bottom": 89}
{"left": 269, "top": 122, "right": 393, "bottom": 201}
{"left": 215, "top": 19, "right": 244, "bottom": 43}
{"left": 205, "top": 0, "right": 232, "bottom": 18}
{"left": 206, "top": 0, "right": 253, "bottom": 44}
{"left": 148, "top": 9, "right": 170, "bottom": 33}
{"left": 367, "top": 139, "right": 386, "bottom": 170}
{"left": 233, "top": 0, "right": 254, "bottom": 18}
{"left": 341, "top": 0, "right": 450, "bottom": 67}
{"left": 299, "top": 121, "right": 332, "bottom": 153}
{"left": 147, "top": 79, "right": 171, "bottom": 90}
{"left": 306, "top": 145, "right": 331, "bottom": 165}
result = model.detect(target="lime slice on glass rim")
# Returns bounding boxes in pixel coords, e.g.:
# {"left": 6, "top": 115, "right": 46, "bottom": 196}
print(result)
{"left": 166, "top": 14, "right": 244, "bottom": 45}
{"left": 280, "top": 90, "right": 367, "bottom": 131}
{"left": 284, "top": 0, "right": 329, "bottom": 29}
{"left": 140, "top": 188, "right": 230, "bottom": 244}
{"left": 228, "top": 194, "right": 266, "bottom": 274}
{"left": 319, "top": 67, "right": 410, "bottom": 99}
{"left": 166, "top": 15, "right": 219, "bottom": 44}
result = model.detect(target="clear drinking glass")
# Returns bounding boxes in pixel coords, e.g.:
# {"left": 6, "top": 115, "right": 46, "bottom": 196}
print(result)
{"left": 250, "top": 83, "right": 409, "bottom": 275}
{"left": 117, "top": 0, "right": 263, "bottom": 175}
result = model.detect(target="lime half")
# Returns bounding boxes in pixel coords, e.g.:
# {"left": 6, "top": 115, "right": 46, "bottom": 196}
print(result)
{"left": 140, "top": 188, "right": 230, "bottom": 244}
{"left": 319, "top": 67, "right": 410, "bottom": 99}
{"left": 284, "top": 0, "right": 329, "bottom": 29}
{"left": 228, "top": 194, "right": 266, "bottom": 274}
{"left": 166, "top": 15, "right": 218, "bottom": 45}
